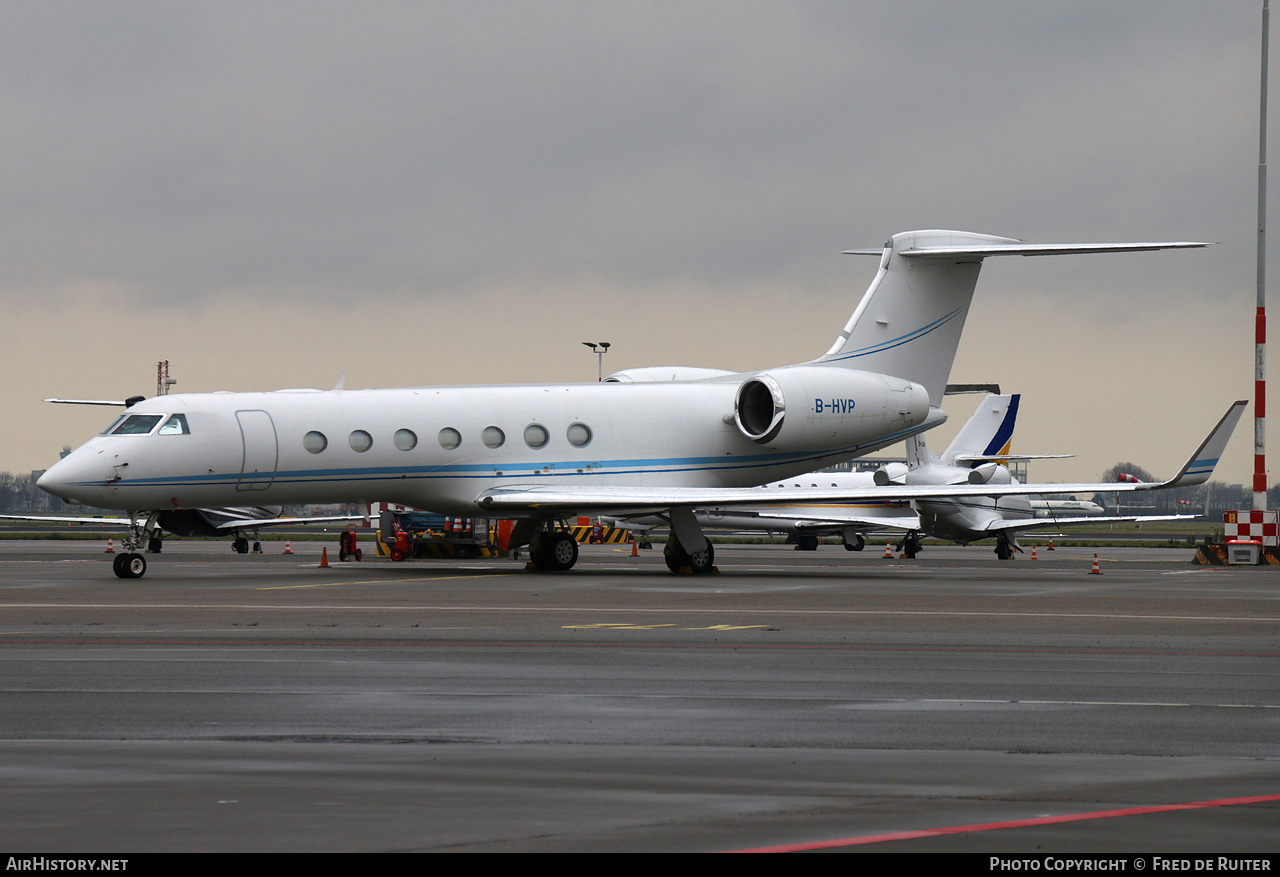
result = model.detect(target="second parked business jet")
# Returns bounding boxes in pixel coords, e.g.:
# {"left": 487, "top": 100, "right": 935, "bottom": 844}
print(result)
{"left": 35, "top": 229, "right": 1210, "bottom": 578}
{"left": 607, "top": 394, "right": 1229, "bottom": 565}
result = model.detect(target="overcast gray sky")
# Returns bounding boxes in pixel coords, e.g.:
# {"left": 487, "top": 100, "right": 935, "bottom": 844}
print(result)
{"left": 0, "top": 1, "right": 1269, "bottom": 485}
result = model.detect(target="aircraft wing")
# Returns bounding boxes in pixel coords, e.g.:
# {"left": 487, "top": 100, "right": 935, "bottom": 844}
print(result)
{"left": 0, "top": 513, "right": 133, "bottom": 526}
{"left": 0, "top": 512, "right": 367, "bottom": 531}
{"left": 743, "top": 511, "right": 921, "bottom": 531}
{"left": 203, "top": 514, "right": 367, "bottom": 531}
{"left": 43, "top": 399, "right": 128, "bottom": 407}
{"left": 971, "top": 513, "right": 1199, "bottom": 535}
{"left": 477, "top": 400, "right": 1246, "bottom": 515}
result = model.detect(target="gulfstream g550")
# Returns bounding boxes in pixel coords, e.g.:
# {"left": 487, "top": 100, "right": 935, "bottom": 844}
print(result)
{"left": 36, "top": 230, "right": 1208, "bottom": 578}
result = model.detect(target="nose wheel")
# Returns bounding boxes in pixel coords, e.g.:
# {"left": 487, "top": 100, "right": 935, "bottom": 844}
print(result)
{"left": 112, "top": 552, "right": 147, "bottom": 579}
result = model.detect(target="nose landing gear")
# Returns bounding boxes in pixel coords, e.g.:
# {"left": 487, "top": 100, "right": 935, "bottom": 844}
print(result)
{"left": 113, "top": 512, "right": 160, "bottom": 578}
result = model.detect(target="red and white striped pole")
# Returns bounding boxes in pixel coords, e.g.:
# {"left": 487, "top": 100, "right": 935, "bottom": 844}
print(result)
{"left": 1256, "top": 1, "right": 1270, "bottom": 511}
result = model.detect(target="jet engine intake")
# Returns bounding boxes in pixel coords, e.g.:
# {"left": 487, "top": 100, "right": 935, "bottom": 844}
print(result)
{"left": 733, "top": 366, "right": 929, "bottom": 451}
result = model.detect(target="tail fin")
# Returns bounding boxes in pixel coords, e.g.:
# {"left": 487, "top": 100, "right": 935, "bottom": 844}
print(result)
{"left": 941, "top": 394, "right": 1018, "bottom": 466}
{"left": 820, "top": 230, "right": 1209, "bottom": 406}
{"left": 906, "top": 392, "right": 1015, "bottom": 472}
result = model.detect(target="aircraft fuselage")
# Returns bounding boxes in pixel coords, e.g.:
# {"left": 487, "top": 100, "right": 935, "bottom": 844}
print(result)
{"left": 40, "top": 378, "right": 933, "bottom": 515}
{"left": 914, "top": 494, "right": 1034, "bottom": 545}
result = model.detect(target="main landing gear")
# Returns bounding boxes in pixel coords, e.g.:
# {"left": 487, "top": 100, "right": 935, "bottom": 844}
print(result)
{"left": 663, "top": 508, "right": 715, "bottom": 575}
{"left": 664, "top": 538, "right": 715, "bottom": 574}
{"left": 528, "top": 527, "right": 579, "bottom": 571}
{"left": 896, "top": 531, "right": 923, "bottom": 559}
{"left": 113, "top": 511, "right": 160, "bottom": 579}
{"left": 994, "top": 533, "right": 1019, "bottom": 561}
{"left": 792, "top": 534, "right": 820, "bottom": 551}
{"left": 231, "top": 535, "right": 263, "bottom": 554}
{"left": 515, "top": 510, "right": 715, "bottom": 575}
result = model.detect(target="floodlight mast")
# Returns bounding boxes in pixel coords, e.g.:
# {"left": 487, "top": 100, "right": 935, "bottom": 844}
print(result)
{"left": 582, "top": 341, "right": 611, "bottom": 381}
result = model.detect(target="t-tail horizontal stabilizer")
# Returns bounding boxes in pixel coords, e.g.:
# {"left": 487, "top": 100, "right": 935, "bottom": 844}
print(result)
{"left": 828, "top": 231, "right": 1210, "bottom": 407}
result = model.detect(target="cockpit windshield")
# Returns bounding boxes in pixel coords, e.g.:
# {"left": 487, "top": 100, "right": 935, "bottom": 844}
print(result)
{"left": 158, "top": 414, "right": 189, "bottom": 435}
{"left": 109, "top": 414, "right": 165, "bottom": 435}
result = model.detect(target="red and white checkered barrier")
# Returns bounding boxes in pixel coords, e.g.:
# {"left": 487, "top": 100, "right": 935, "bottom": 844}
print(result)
{"left": 1224, "top": 510, "right": 1279, "bottom": 547}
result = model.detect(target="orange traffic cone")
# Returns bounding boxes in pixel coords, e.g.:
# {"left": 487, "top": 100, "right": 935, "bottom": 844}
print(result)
{"left": 631, "top": 539, "right": 639, "bottom": 557}
{"left": 1031, "top": 546, "right": 1038, "bottom": 561}
{"left": 320, "top": 547, "right": 330, "bottom": 568}
{"left": 1089, "top": 553, "right": 1101, "bottom": 575}
{"left": 1047, "top": 537, "right": 1054, "bottom": 551}
{"left": 105, "top": 538, "right": 114, "bottom": 554}
{"left": 883, "top": 543, "right": 893, "bottom": 559}
{"left": 283, "top": 540, "right": 293, "bottom": 555}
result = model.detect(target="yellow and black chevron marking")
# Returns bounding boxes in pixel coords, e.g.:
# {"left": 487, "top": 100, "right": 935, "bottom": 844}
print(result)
{"left": 1194, "top": 544, "right": 1227, "bottom": 565}
{"left": 1194, "top": 543, "right": 1280, "bottom": 566}
{"left": 568, "top": 525, "right": 635, "bottom": 544}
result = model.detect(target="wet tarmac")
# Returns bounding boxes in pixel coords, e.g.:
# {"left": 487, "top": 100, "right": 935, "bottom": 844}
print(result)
{"left": 0, "top": 538, "right": 1276, "bottom": 852}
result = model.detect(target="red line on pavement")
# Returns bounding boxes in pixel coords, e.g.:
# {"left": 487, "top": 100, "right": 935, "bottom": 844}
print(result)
{"left": 729, "top": 793, "right": 1280, "bottom": 852}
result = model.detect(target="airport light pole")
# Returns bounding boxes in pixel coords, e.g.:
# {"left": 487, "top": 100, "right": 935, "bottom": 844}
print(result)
{"left": 582, "top": 341, "right": 610, "bottom": 381}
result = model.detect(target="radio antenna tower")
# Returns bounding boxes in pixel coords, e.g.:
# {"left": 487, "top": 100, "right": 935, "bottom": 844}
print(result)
{"left": 156, "top": 360, "right": 176, "bottom": 397}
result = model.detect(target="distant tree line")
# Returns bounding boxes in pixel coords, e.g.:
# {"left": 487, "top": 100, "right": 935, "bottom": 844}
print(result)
{"left": 0, "top": 471, "right": 61, "bottom": 514}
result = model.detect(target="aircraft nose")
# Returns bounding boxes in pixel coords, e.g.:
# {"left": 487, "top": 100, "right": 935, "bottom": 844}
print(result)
{"left": 37, "top": 447, "right": 114, "bottom": 503}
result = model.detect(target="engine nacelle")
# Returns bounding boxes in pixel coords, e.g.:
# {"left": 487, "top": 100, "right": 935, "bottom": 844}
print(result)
{"left": 733, "top": 366, "right": 929, "bottom": 451}
{"left": 873, "top": 462, "right": 909, "bottom": 486}
{"left": 902, "top": 460, "right": 1016, "bottom": 486}
{"left": 966, "top": 462, "right": 1014, "bottom": 485}
{"left": 603, "top": 367, "right": 736, "bottom": 383}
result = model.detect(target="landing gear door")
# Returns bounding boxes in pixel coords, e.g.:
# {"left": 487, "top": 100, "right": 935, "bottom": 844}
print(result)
{"left": 236, "top": 409, "right": 278, "bottom": 491}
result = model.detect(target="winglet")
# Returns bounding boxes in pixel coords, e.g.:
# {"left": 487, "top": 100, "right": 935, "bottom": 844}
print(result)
{"left": 1148, "top": 400, "right": 1248, "bottom": 489}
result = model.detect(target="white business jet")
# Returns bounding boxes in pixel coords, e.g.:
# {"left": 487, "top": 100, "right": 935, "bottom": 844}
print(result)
{"left": 606, "top": 394, "right": 1223, "bottom": 561}
{"left": 35, "top": 229, "right": 1210, "bottom": 578}
{"left": 894, "top": 394, "right": 1207, "bottom": 558}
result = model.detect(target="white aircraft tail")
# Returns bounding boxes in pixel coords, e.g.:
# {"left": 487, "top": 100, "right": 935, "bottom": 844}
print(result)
{"left": 821, "top": 231, "right": 1208, "bottom": 406}
{"left": 906, "top": 393, "right": 1017, "bottom": 471}
{"left": 940, "top": 393, "right": 1018, "bottom": 466}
